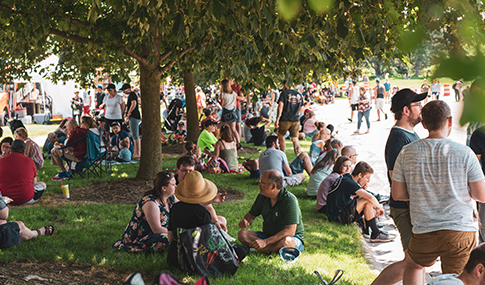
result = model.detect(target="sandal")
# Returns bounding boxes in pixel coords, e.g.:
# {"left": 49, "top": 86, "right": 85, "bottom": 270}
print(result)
{"left": 35, "top": 225, "right": 55, "bottom": 237}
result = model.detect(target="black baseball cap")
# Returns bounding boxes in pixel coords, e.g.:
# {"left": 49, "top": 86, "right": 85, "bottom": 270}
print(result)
{"left": 107, "top": 83, "right": 116, "bottom": 90}
{"left": 120, "top": 83, "right": 131, "bottom": 91}
{"left": 204, "top": 120, "right": 217, "bottom": 128}
{"left": 390, "top": 88, "right": 427, "bottom": 113}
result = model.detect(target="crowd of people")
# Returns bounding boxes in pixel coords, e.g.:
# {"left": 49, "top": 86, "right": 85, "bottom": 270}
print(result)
{"left": 1, "top": 77, "right": 484, "bottom": 285}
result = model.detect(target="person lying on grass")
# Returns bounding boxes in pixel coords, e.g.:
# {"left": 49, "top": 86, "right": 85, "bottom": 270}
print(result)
{"left": 238, "top": 170, "right": 305, "bottom": 253}
{"left": 113, "top": 171, "right": 175, "bottom": 252}
{"left": 0, "top": 193, "right": 54, "bottom": 249}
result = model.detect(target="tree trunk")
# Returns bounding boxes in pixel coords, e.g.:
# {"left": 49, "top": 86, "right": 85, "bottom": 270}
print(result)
{"left": 414, "top": 63, "right": 420, "bottom": 78}
{"left": 374, "top": 60, "right": 382, "bottom": 77}
{"left": 136, "top": 62, "right": 163, "bottom": 180}
{"left": 183, "top": 69, "right": 199, "bottom": 142}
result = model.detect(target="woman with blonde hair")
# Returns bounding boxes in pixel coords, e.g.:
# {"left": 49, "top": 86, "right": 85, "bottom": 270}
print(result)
{"left": 14, "top": 127, "right": 44, "bottom": 169}
{"left": 196, "top": 86, "right": 206, "bottom": 119}
{"left": 218, "top": 79, "right": 245, "bottom": 148}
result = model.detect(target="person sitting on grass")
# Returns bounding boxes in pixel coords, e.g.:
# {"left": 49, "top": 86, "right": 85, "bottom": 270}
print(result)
{"left": 0, "top": 137, "right": 13, "bottom": 159}
{"left": 0, "top": 193, "right": 54, "bottom": 249}
{"left": 169, "top": 121, "right": 187, "bottom": 144}
{"left": 14, "top": 127, "right": 44, "bottom": 169}
{"left": 243, "top": 158, "right": 260, "bottom": 179}
{"left": 238, "top": 170, "right": 304, "bottom": 253}
{"left": 316, "top": 156, "right": 352, "bottom": 214}
{"left": 259, "top": 135, "right": 312, "bottom": 188}
{"left": 307, "top": 149, "right": 340, "bottom": 199}
{"left": 0, "top": 140, "right": 47, "bottom": 205}
{"left": 182, "top": 141, "right": 205, "bottom": 171}
{"left": 211, "top": 126, "right": 239, "bottom": 171}
{"left": 197, "top": 120, "right": 218, "bottom": 154}
{"left": 167, "top": 171, "right": 246, "bottom": 268}
{"left": 326, "top": 161, "right": 395, "bottom": 242}
{"left": 244, "top": 116, "right": 272, "bottom": 146}
{"left": 312, "top": 121, "right": 327, "bottom": 142}
{"left": 309, "top": 129, "right": 331, "bottom": 165}
{"left": 115, "top": 140, "right": 132, "bottom": 162}
{"left": 113, "top": 171, "right": 175, "bottom": 252}
{"left": 109, "top": 121, "right": 132, "bottom": 159}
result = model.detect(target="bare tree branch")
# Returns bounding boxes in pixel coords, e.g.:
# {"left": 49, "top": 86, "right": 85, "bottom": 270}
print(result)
{"left": 123, "top": 46, "right": 150, "bottom": 66}
{"left": 49, "top": 28, "right": 93, "bottom": 44}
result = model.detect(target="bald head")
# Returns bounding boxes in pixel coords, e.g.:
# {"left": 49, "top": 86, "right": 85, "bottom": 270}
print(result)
{"left": 342, "top": 146, "right": 357, "bottom": 165}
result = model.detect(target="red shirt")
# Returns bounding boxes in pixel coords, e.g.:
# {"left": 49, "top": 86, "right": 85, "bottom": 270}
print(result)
{"left": 66, "top": 127, "right": 88, "bottom": 160}
{"left": 0, "top": 153, "right": 36, "bottom": 204}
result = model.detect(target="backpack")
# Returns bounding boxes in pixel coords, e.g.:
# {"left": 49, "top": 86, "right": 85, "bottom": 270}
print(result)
{"left": 177, "top": 224, "right": 239, "bottom": 276}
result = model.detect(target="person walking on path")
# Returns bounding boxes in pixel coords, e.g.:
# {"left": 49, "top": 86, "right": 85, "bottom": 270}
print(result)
{"left": 354, "top": 87, "right": 371, "bottom": 134}
{"left": 374, "top": 79, "right": 388, "bottom": 121}
{"left": 348, "top": 80, "right": 359, "bottom": 123}
{"left": 392, "top": 100, "right": 485, "bottom": 285}
{"left": 275, "top": 80, "right": 304, "bottom": 155}
{"left": 470, "top": 126, "right": 485, "bottom": 243}
{"left": 372, "top": 88, "right": 427, "bottom": 285}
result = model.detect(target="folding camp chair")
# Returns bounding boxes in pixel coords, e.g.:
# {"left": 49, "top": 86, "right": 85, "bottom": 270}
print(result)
{"left": 78, "top": 129, "right": 111, "bottom": 178}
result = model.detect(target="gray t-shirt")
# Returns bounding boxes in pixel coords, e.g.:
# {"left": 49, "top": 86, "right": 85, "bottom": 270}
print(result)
{"left": 393, "top": 138, "right": 484, "bottom": 234}
{"left": 427, "top": 274, "right": 463, "bottom": 285}
{"left": 259, "top": 148, "right": 288, "bottom": 177}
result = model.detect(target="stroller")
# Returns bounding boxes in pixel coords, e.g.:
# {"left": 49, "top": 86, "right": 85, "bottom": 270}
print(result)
{"left": 164, "top": 98, "right": 185, "bottom": 131}
{"left": 9, "top": 119, "right": 26, "bottom": 135}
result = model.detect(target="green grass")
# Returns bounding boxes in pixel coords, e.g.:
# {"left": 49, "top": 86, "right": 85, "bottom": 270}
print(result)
{"left": 0, "top": 130, "right": 376, "bottom": 284}
{"left": 1, "top": 124, "right": 58, "bottom": 141}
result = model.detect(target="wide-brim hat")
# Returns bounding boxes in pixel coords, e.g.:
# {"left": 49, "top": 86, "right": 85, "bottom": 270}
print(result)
{"left": 390, "top": 88, "right": 427, "bottom": 113}
{"left": 175, "top": 171, "right": 217, "bottom": 204}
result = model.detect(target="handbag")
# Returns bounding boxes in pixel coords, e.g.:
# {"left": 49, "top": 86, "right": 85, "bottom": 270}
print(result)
{"left": 177, "top": 224, "right": 239, "bottom": 276}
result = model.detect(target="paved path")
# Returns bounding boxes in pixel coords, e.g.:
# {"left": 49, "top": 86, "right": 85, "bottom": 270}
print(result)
{"left": 311, "top": 94, "right": 467, "bottom": 283}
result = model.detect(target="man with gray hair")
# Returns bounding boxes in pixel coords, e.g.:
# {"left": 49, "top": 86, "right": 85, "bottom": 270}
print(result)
{"left": 393, "top": 100, "right": 485, "bottom": 284}
{"left": 238, "top": 170, "right": 304, "bottom": 253}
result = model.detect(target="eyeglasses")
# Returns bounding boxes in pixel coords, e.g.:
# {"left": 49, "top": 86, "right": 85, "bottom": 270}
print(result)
{"left": 409, "top": 103, "right": 422, "bottom": 108}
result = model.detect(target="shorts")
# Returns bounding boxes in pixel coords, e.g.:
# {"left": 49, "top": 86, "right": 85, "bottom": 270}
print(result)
{"left": 289, "top": 156, "right": 304, "bottom": 174}
{"left": 221, "top": 108, "right": 237, "bottom": 123}
{"left": 129, "top": 117, "right": 141, "bottom": 139}
{"left": 255, "top": 231, "right": 304, "bottom": 252}
{"left": 249, "top": 169, "right": 260, "bottom": 179}
{"left": 335, "top": 199, "right": 363, "bottom": 225}
{"left": 283, "top": 174, "right": 303, "bottom": 188}
{"left": 351, "top": 104, "right": 359, "bottom": 111}
{"left": 375, "top": 98, "right": 385, "bottom": 110}
{"left": 83, "top": 106, "right": 90, "bottom": 114}
{"left": 236, "top": 107, "right": 242, "bottom": 123}
{"left": 0, "top": 222, "right": 21, "bottom": 249}
{"left": 407, "top": 230, "right": 476, "bottom": 274}
{"left": 389, "top": 207, "right": 412, "bottom": 251}
{"left": 278, "top": 121, "right": 300, "bottom": 138}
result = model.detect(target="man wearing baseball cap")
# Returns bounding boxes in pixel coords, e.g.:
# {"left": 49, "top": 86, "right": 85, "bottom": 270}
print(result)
{"left": 94, "top": 84, "right": 106, "bottom": 109}
{"left": 372, "top": 88, "right": 427, "bottom": 284}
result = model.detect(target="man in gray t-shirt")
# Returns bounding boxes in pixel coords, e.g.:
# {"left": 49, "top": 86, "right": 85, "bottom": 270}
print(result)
{"left": 393, "top": 101, "right": 485, "bottom": 283}
{"left": 259, "top": 136, "right": 311, "bottom": 187}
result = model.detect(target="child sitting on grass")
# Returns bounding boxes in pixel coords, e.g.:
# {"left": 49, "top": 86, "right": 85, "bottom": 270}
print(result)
{"left": 183, "top": 141, "right": 205, "bottom": 171}
{"left": 115, "top": 140, "right": 132, "bottom": 162}
{"left": 170, "top": 122, "right": 187, "bottom": 144}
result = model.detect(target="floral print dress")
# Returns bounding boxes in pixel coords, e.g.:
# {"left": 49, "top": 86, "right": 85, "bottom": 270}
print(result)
{"left": 113, "top": 194, "right": 174, "bottom": 252}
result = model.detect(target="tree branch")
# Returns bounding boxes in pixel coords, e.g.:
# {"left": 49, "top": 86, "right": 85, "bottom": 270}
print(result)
{"left": 123, "top": 46, "right": 150, "bottom": 66}
{"left": 49, "top": 28, "right": 93, "bottom": 44}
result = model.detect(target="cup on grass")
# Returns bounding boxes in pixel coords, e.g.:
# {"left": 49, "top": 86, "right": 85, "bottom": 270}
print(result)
{"left": 61, "top": 185, "right": 70, "bottom": 199}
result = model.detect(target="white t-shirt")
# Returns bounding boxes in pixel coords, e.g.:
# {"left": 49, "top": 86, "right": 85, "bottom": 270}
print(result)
{"left": 350, "top": 86, "right": 359, "bottom": 104}
{"left": 103, "top": 94, "right": 124, "bottom": 120}
{"left": 83, "top": 90, "right": 91, "bottom": 107}
{"left": 427, "top": 274, "right": 463, "bottom": 285}
{"left": 221, "top": 92, "right": 237, "bottom": 110}
{"left": 393, "top": 138, "right": 485, "bottom": 234}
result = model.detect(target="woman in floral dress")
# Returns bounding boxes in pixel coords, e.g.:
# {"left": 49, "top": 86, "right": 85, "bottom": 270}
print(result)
{"left": 113, "top": 171, "right": 177, "bottom": 252}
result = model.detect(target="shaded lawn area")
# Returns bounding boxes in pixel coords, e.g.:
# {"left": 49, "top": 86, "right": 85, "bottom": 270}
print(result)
{"left": 0, "top": 139, "right": 376, "bottom": 284}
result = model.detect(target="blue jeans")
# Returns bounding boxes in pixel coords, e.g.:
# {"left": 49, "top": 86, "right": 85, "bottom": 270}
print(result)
{"left": 357, "top": 109, "right": 371, "bottom": 130}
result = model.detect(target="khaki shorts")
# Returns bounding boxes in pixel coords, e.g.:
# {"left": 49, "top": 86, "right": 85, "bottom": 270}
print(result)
{"left": 389, "top": 207, "right": 412, "bottom": 251}
{"left": 407, "top": 230, "right": 476, "bottom": 274}
{"left": 283, "top": 174, "right": 303, "bottom": 187}
{"left": 278, "top": 121, "right": 300, "bottom": 138}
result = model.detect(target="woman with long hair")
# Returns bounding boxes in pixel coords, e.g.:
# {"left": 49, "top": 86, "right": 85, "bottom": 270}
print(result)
{"left": 213, "top": 126, "right": 238, "bottom": 170}
{"left": 218, "top": 79, "right": 245, "bottom": 148}
{"left": 113, "top": 171, "right": 176, "bottom": 252}
{"left": 354, "top": 87, "right": 371, "bottom": 134}
{"left": 316, "top": 156, "right": 352, "bottom": 213}
{"left": 307, "top": 149, "right": 340, "bottom": 198}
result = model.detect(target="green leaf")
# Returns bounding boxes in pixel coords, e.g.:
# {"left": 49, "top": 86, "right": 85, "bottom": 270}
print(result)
{"left": 396, "top": 25, "right": 427, "bottom": 54}
{"left": 308, "top": 0, "right": 333, "bottom": 12}
{"left": 277, "top": 0, "right": 300, "bottom": 21}
{"left": 460, "top": 80, "right": 485, "bottom": 126}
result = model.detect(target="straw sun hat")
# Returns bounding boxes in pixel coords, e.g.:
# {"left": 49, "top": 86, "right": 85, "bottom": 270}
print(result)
{"left": 175, "top": 171, "right": 217, "bottom": 204}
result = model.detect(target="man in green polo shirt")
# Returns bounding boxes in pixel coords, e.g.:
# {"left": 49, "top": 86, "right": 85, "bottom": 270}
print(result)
{"left": 237, "top": 170, "right": 304, "bottom": 253}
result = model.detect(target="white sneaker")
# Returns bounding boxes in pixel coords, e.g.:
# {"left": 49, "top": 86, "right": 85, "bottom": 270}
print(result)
{"left": 370, "top": 231, "right": 396, "bottom": 243}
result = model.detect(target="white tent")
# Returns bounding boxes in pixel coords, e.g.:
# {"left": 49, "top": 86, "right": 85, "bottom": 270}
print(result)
{"left": 15, "top": 55, "right": 87, "bottom": 119}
